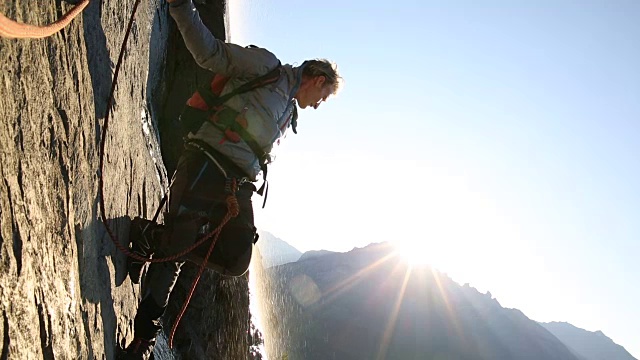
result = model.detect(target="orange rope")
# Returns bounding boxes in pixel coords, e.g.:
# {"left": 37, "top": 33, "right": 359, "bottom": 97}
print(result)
{"left": 95, "top": 0, "right": 242, "bottom": 349}
{"left": 0, "top": 0, "right": 89, "bottom": 39}
{"left": 169, "top": 193, "right": 240, "bottom": 348}
{"left": 106, "top": 201, "right": 239, "bottom": 264}
{"left": 97, "top": 0, "right": 229, "bottom": 265}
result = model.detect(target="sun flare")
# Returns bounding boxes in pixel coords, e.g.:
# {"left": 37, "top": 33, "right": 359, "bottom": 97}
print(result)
{"left": 392, "top": 240, "right": 435, "bottom": 267}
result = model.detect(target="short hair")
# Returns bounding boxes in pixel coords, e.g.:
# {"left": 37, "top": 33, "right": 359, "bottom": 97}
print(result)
{"left": 302, "top": 59, "right": 343, "bottom": 95}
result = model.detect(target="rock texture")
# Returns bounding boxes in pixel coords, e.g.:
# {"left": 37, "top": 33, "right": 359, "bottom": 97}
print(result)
{"left": 0, "top": 1, "right": 170, "bottom": 358}
{"left": 0, "top": 0, "right": 256, "bottom": 359}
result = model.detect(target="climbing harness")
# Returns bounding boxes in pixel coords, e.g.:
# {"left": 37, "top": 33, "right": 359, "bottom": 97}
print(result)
{"left": 0, "top": 0, "right": 89, "bottom": 39}
{"left": 181, "top": 64, "right": 284, "bottom": 207}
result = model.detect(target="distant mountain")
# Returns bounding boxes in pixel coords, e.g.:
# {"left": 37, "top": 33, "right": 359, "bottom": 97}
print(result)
{"left": 259, "top": 242, "right": 583, "bottom": 360}
{"left": 299, "top": 249, "right": 336, "bottom": 261}
{"left": 256, "top": 230, "right": 302, "bottom": 267}
{"left": 540, "top": 322, "right": 637, "bottom": 360}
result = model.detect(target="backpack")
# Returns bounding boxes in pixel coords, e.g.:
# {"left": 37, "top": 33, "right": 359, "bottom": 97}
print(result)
{"left": 179, "top": 65, "right": 286, "bottom": 204}
{"left": 180, "top": 64, "right": 283, "bottom": 134}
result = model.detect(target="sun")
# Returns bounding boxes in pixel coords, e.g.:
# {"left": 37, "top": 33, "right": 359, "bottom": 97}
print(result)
{"left": 391, "top": 237, "right": 465, "bottom": 274}
{"left": 392, "top": 240, "right": 435, "bottom": 267}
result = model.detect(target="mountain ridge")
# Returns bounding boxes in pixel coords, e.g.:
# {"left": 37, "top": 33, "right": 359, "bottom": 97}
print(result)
{"left": 255, "top": 240, "right": 634, "bottom": 360}
{"left": 540, "top": 321, "right": 637, "bottom": 360}
{"left": 256, "top": 230, "right": 302, "bottom": 267}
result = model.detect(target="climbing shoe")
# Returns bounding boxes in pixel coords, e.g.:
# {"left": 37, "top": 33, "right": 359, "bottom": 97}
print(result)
{"left": 127, "top": 217, "right": 160, "bottom": 284}
{"left": 118, "top": 337, "right": 156, "bottom": 360}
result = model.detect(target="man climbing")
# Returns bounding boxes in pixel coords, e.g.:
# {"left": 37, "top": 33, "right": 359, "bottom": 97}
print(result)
{"left": 118, "top": 0, "right": 342, "bottom": 358}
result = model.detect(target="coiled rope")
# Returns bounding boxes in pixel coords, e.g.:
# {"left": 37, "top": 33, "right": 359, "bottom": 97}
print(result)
{"left": 0, "top": 0, "right": 89, "bottom": 39}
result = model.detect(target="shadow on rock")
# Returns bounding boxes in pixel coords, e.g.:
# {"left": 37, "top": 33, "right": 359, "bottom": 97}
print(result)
{"left": 144, "top": 0, "right": 172, "bottom": 196}
{"left": 82, "top": 0, "right": 113, "bottom": 148}
{"left": 76, "top": 213, "right": 132, "bottom": 360}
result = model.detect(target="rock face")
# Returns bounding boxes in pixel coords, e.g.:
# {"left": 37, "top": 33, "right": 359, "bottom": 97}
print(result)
{"left": 540, "top": 322, "right": 637, "bottom": 360}
{"left": 0, "top": 1, "right": 170, "bottom": 358}
{"left": 259, "top": 242, "right": 581, "bottom": 360}
{"left": 0, "top": 0, "right": 254, "bottom": 359}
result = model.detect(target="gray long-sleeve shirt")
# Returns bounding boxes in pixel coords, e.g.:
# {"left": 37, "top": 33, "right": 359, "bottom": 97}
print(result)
{"left": 170, "top": 0, "right": 302, "bottom": 180}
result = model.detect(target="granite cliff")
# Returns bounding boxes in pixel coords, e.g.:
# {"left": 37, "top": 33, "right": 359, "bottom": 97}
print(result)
{"left": 0, "top": 1, "right": 257, "bottom": 358}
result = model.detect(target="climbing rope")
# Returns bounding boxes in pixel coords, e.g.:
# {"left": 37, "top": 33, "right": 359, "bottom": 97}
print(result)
{"left": 169, "top": 188, "right": 240, "bottom": 348}
{"left": 0, "top": 0, "right": 89, "bottom": 39}
{"left": 98, "top": 0, "right": 145, "bottom": 260}
{"left": 97, "top": 0, "right": 241, "bottom": 349}
{"left": 98, "top": 0, "right": 239, "bottom": 263}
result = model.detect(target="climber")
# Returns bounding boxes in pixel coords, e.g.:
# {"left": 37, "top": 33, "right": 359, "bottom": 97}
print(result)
{"left": 118, "top": 0, "right": 342, "bottom": 358}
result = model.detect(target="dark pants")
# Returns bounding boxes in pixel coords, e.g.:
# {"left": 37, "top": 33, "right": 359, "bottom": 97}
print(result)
{"left": 134, "top": 147, "right": 256, "bottom": 340}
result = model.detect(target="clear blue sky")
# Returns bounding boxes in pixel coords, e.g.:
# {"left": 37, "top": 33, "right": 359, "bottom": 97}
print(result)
{"left": 228, "top": 0, "right": 640, "bottom": 356}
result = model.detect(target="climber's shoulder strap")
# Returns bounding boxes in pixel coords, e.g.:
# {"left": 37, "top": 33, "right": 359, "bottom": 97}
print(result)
{"left": 199, "top": 64, "right": 282, "bottom": 109}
